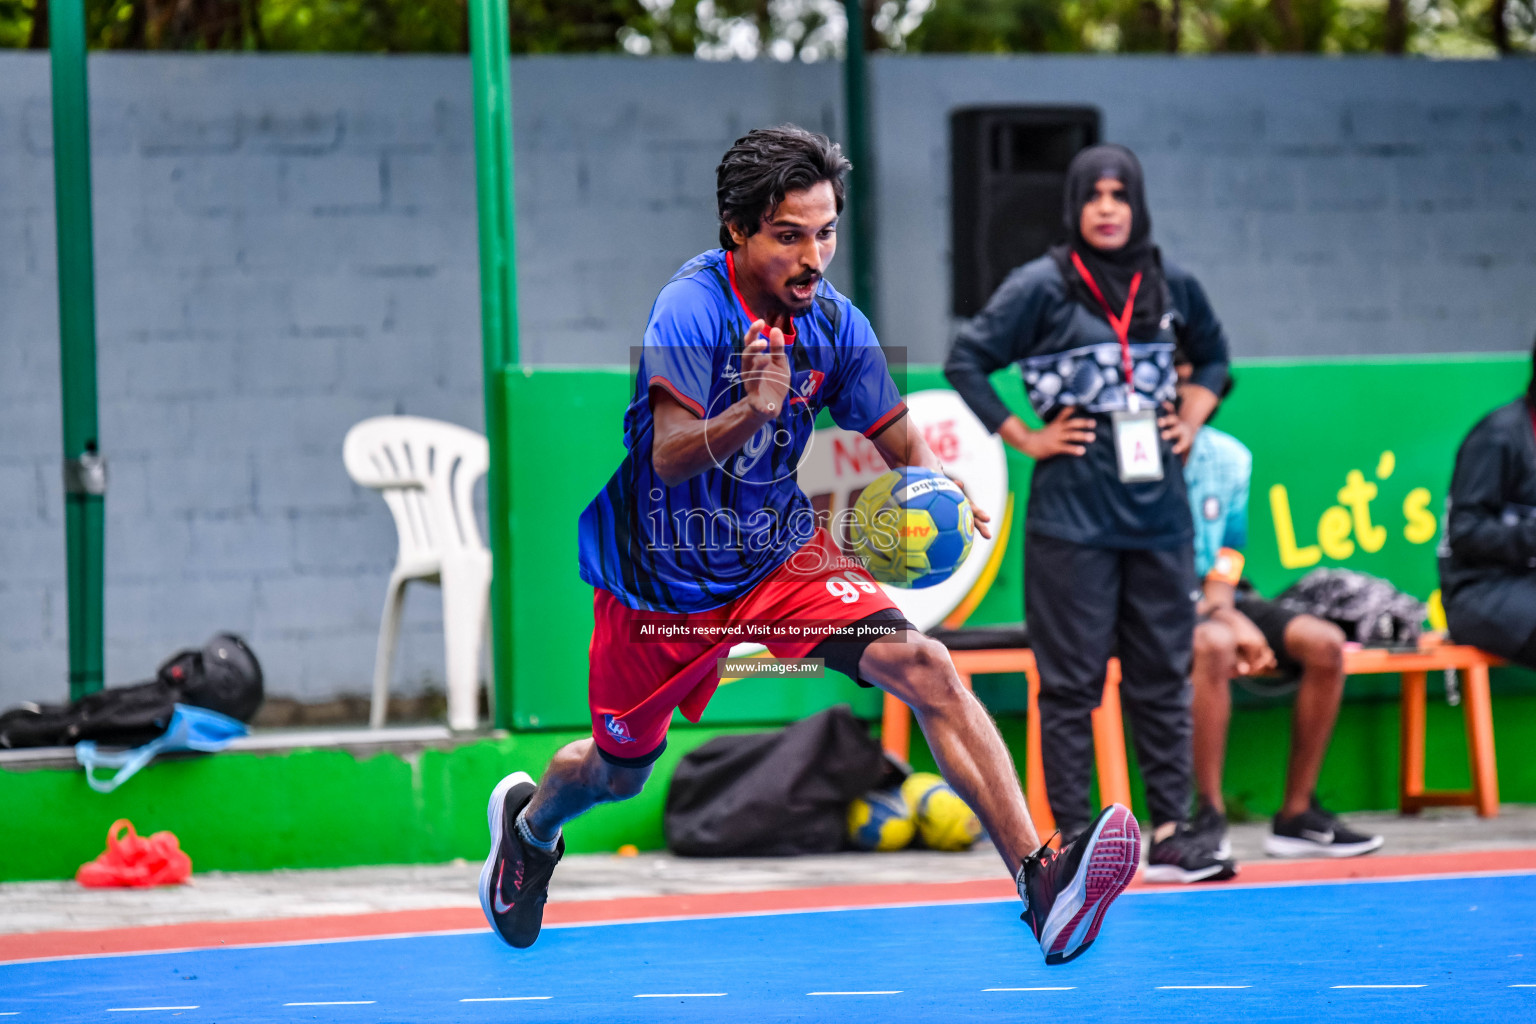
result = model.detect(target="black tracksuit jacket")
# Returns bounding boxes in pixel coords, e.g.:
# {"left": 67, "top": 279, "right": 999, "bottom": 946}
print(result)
{"left": 1440, "top": 397, "right": 1536, "bottom": 660}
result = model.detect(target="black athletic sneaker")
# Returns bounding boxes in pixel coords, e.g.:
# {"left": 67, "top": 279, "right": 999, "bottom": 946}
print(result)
{"left": 1265, "top": 799, "right": 1383, "bottom": 859}
{"left": 1190, "top": 801, "right": 1232, "bottom": 863}
{"left": 478, "top": 771, "right": 564, "bottom": 948}
{"left": 1143, "top": 821, "right": 1237, "bottom": 884}
{"left": 1018, "top": 803, "right": 1141, "bottom": 966}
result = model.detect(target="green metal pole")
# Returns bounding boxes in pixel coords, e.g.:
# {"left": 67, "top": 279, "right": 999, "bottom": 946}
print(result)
{"left": 49, "top": 0, "right": 106, "bottom": 700}
{"left": 468, "top": 0, "right": 520, "bottom": 730}
{"left": 842, "top": 0, "right": 877, "bottom": 331}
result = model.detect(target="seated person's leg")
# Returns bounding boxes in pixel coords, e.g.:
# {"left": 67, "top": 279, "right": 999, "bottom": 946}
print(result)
{"left": 1516, "top": 625, "right": 1536, "bottom": 671}
{"left": 1253, "top": 607, "right": 1383, "bottom": 858}
{"left": 1278, "top": 613, "right": 1345, "bottom": 819}
{"left": 1190, "top": 618, "right": 1239, "bottom": 815}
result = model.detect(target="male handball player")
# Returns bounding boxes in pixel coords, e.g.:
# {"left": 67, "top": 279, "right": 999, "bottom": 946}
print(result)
{"left": 479, "top": 125, "right": 1141, "bottom": 966}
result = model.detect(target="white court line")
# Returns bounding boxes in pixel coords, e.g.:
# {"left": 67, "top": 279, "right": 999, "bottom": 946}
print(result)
{"left": 282, "top": 1002, "right": 376, "bottom": 1006}
{"left": 1511, "top": 984, "right": 1536, "bottom": 988}
{"left": 0, "top": 1014, "right": 19, "bottom": 1017}
{"left": 460, "top": 997, "right": 552, "bottom": 1002}
{"left": 807, "top": 991, "right": 901, "bottom": 996}
{"left": 1157, "top": 985, "right": 1251, "bottom": 990}
{"left": 634, "top": 993, "right": 726, "bottom": 998}
{"left": 983, "top": 987, "right": 1075, "bottom": 991}
{"left": 1330, "top": 985, "right": 1425, "bottom": 989}
{"left": 106, "top": 1009, "right": 199, "bottom": 1013}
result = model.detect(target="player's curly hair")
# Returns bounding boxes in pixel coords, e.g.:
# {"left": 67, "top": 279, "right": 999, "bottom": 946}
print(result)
{"left": 716, "top": 125, "right": 851, "bottom": 251}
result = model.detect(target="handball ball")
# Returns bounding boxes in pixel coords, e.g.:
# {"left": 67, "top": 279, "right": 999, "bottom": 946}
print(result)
{"left": 848, "top": 468, "right": 975, "bottom": 589}
{"left": 846, "top": 787, "right": 916, "bottom": 852}
{"left": 901, "top": 772, "right": 983, "bottom": 852}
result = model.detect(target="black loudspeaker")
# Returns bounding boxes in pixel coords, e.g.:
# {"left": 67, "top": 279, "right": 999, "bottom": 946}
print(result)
{"left": 950, "top": 106, "right": 1101, "bottom": 318}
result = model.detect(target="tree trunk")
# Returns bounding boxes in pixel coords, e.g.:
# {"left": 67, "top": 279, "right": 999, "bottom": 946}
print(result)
{"left": 754, "top": 0, "right": 771, "bottom": 53}
{"left": 123, "top": 0, "right": 149, "bottom": 48}
{"left": 242, "top": 0, "right": 265, "bottom": 50}
{"left": 28, "top": 0, "right": 48, "bottom": 49}
{"left": 1270, "top": 0, "right": 1303, "bottom": 50}
{"left": 1385, "top": 0, "right": 1408, "bottom": 53}
{"left": 1491, "top": 0, "right": 1511, "bottom": 54}
{"left": 1167, "top": 0, "right": 1181, "bottom": 52}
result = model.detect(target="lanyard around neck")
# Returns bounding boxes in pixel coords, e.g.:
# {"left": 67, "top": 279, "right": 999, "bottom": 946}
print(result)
{"left": 1071, "top": 251, "right": 1143, "bottom": 411}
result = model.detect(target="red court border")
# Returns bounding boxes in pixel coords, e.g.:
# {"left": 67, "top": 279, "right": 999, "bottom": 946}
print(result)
{"left": 4, "top": 848, "right": 1533, "bottom": 966}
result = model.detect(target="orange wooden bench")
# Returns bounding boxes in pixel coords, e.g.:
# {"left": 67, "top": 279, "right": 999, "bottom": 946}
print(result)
{"left": 881, "top": 639, "right": 1505, "bottom": 828}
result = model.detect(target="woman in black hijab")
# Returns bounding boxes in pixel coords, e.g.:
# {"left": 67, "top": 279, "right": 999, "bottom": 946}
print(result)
{"left": 1052, "top": 145, "right": 1167, "bottom": 349}
{"left": 945, "top": 143, "right": 1231, "bottom": 882}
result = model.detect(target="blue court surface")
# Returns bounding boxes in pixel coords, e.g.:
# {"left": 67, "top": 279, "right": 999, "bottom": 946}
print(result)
{"left": 4, "top": 873, "right": 1533, "bottom": 1023}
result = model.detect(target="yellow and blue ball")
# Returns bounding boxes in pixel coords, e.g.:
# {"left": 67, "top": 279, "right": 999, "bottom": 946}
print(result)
{"left": 848, "top": 468, "right": 974, "bottom": 589}
{"left": 901, "top": 772, "right": 983, "bottom": 852}
{"left": 846, "top": 787, "right": 917, "bottom": 851}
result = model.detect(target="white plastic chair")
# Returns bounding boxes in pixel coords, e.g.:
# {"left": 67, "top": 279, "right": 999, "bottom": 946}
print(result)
{"left": 343, "top": 416, "right": 492, "bottom": 731}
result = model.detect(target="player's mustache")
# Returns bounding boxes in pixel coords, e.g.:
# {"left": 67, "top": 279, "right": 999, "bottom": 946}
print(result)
{"left": 787, "top": 271, "right": 821, "bottom": 287}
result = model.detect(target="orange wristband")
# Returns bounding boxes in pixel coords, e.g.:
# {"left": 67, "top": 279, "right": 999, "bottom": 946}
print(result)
{"left": 1206, "top": 548, "right": 1244, "bottom": 586}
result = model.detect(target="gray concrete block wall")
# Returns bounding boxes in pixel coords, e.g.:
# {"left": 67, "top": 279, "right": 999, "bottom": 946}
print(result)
{"left": 873, "top": 56, "right": 1536, "bottom": 359}
{"left": 1, "top": 55, "right": 487, "bottom": 710}
{"left": 2, "top": 53, "right": 1534, "bottom": 711}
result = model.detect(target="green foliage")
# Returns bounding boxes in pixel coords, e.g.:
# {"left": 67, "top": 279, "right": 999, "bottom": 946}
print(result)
{"left": 905, "top": 0, "right": 1076, "bottom": 52}
{"left": 261, "top": 0, "right": 467, "bottom": 53}
{"left": 0, "top": 1, "right": 33, "bottom": 47}
{"left": 0, "top": 0, "right": 1531, "bottom": 54}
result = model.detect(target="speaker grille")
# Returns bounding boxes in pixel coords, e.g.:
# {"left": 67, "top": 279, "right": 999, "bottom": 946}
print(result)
{"left": 951, "top": 107, "right": 1100, "bottom": 318}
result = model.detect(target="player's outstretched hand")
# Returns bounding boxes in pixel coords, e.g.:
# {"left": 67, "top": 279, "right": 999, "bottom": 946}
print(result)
{"left": 947, "top": 475, "right": 994, "bottom": 541}
{"left": 742, "top": 319, "right": 791, "bottom": 419}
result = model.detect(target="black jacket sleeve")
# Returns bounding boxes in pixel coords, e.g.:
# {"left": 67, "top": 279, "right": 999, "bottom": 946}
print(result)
{"left": 944, "top": 263, "right": 1053, "bottom": 434}
{"left": 1165, "top": 264, "right": 1231, "bottom": 399}
{"left": 1447, "top": 411, "right": 1536, "bottom": 568}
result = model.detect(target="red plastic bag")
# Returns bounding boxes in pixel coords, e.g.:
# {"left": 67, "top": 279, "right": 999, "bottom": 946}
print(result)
{"left": 76, "top": 819, "right": 192, "bottom": 887}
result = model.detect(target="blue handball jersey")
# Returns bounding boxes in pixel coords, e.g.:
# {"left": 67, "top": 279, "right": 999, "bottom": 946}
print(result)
{"left": 1183, "top": 426, "right": 1253, "bottom": 578}
{"left": 578, "top": 249, "right": 906, "bottom": 614}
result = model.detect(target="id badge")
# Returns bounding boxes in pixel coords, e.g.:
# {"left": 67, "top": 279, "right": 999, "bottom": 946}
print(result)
{"left": 1112, "top": 408, "right": 1163, "bottom": 483}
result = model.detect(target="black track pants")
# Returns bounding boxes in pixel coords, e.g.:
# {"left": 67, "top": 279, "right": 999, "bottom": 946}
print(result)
{"left": 1024, "top": 532, "right": 1198, "bottom": 840}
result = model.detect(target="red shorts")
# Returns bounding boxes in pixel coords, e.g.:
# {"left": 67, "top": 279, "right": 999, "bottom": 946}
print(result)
{"left": 588, "top": 529, "right": 905, "bottom": 764}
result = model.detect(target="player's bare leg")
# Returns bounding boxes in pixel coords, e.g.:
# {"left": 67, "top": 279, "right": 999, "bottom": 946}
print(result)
{"left": 858, "top": 630, "right": 1140, "bottom": 965}
{"left": 858, "top": 631, "right": 1038, "bottom": 874}
{"left": 481, "top": 740, "right": 650, "bottom": 949}
{"left": 524, "top": 739, "right": 652, "bottom": 841}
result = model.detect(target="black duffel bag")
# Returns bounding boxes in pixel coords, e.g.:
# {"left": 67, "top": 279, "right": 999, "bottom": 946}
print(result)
{"left": 0, "top": 633, "right": 263, "bottom": 749}
{"left": 663, "top": 704, "right": 893, "bottom": 857}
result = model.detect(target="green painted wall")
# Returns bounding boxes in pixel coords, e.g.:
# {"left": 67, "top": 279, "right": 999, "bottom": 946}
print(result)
{"left": 9, "top": 355, "right": 1532, "bottom": 882}
{"left": 0, "top": 726, "right": 775, "bottom": 883}
{"left": 503, "top": 356, "right": 1531, "bottom": 726}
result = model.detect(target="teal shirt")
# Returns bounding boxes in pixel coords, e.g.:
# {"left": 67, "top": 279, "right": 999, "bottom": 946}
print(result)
{"left": 1184, "top": 426, "right": 1252, "bottom": 578}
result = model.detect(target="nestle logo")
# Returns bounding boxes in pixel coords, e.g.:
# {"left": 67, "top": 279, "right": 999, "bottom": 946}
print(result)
{"left": 603, "top": 714, "right": 634, "bottom": 744}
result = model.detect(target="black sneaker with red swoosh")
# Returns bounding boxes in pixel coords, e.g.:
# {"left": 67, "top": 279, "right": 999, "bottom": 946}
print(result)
{"left": 1018, "top": 803, "right": 1141, "bottom": 965}
{"left": 478, "top": 771, "right": 564, "bottom": 949}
